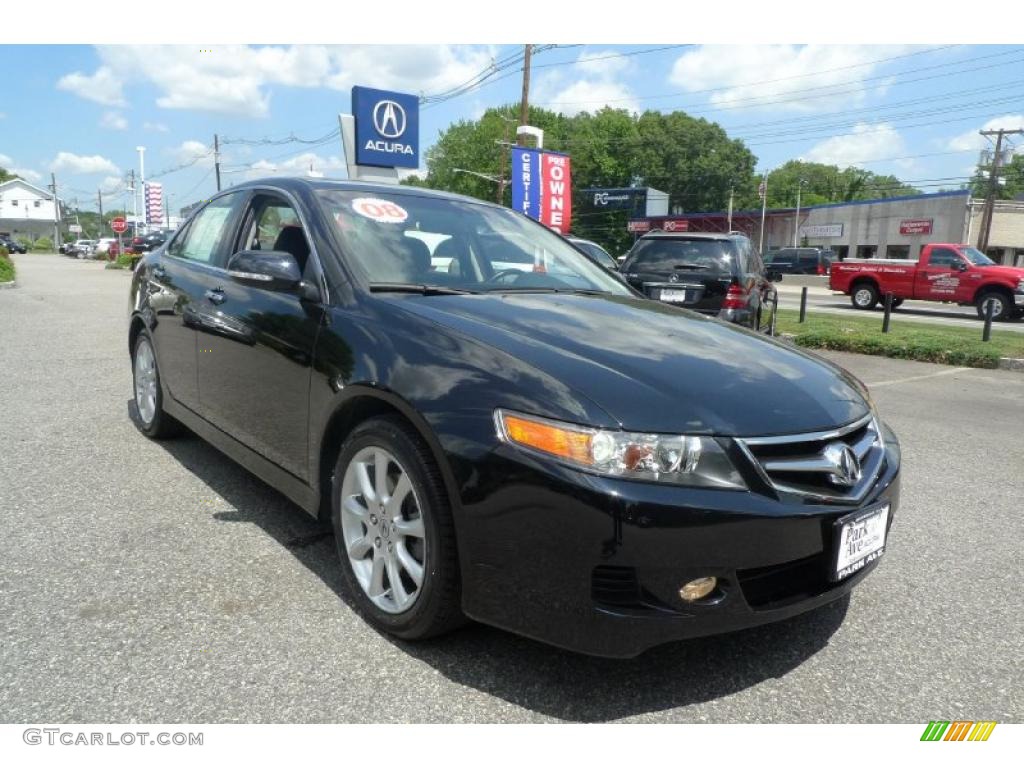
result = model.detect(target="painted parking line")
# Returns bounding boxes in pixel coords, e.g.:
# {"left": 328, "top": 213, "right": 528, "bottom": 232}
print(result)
{"left": 864, "top": 367, "right": 971, "bottom": 388}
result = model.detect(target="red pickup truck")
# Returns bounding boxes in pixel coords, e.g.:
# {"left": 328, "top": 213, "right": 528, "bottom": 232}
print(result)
{"left": 830, "top": 243, "right": 1024, "bottom": 321}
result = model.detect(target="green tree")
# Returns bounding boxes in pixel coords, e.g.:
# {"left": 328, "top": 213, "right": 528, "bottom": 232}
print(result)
{"left": 0, "top": 167, "right": 20, "bottom": 184}
{"left": 761, "top": 160, "right": 920, "bottom": 209}
{"left": 969, "top": 153, "right": 1024, "bottom": 201}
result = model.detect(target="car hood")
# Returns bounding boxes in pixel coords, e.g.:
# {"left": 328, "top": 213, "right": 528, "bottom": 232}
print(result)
{"left": 388, "top": 292, "right": 870, "bottom": 436}
{"left": 975, "top": 264, "right": 1024, "bottom": 281}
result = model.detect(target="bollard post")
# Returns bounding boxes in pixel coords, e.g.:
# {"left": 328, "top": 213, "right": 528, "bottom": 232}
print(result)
{"left": 799, "top": 286, "right": 808, "bottom": 323}
{"left": 982, "top": 298, "right": 994, "bottom": 342}
{"left": 882, "top": 293, "right": 893, "bottom": 333}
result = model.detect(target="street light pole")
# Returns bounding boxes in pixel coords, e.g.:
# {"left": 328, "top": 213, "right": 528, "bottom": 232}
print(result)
{"left": 136, "top": 146, "right": 146, "bottom": 231}
{"left": 453, "top": 168, "right": 506, "bottom": 200}
{"left": 793, "top": 178, "right": 806, "bottom": 247}
{"left": 759, "top": 172, "right": 769, "bottom": 253}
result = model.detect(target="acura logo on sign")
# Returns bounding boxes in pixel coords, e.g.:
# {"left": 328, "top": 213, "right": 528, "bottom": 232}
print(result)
{"left": 823, "top": 442, "right": 862, "bottom": 487}
{"left": 373, "top": 100, "right": 407, "bottom": 138}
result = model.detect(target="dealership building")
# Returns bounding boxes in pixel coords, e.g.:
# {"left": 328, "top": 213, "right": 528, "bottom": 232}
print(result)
{"left": 628, "top": 189, "right": 1024, "bottom": 266}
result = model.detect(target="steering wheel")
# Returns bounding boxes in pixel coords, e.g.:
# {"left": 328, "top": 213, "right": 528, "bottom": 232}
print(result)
{"left": 485, "top": 268, "right": 527, "bottom": 285}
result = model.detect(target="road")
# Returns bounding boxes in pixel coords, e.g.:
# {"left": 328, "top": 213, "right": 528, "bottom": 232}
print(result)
{"left": 1, "top": 253, "right": 1021, "bottom": 723}
{"left": 775, "top": 282, "right": 1024, "bottom": 334}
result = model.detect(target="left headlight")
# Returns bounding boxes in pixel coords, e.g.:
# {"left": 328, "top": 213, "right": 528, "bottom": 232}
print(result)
{"left": 495, "top": 409, "right": 746, "bottom": 489}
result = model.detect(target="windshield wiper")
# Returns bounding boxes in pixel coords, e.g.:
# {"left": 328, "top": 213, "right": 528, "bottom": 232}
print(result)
{"left": 482, "top": 286, "right": 614, "bottom": 295}
{"left": 369, "top": 283, "right": 478, "bottom": 296}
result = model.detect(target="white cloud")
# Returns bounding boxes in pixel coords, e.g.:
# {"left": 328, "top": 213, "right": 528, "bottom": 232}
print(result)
{"left": 243, "top": 152, "right": 346, "bottom": 180}
{"left": 670, "top": 45, "right": 914, "bottom": 112}
{"left": 58, "top": 45, "right": 493, "bottom": 118}
{"left": 56, "top": 65, "right": 126, "bottom": 107}
{"left": 173, "top": 140, "right": 214, "bottom": 167}
{"left": 947, "top": 114, "right": 1024, "bottom": 153}
{"left": 143, "top": 122, "right": 169, "bottom": 132}
{"left": 99, "top": 176, "right": 126, "bottom": 195}
{"left": 100, "top": 111, "right": 128, "bottom": 130}
{"left": 0, "top": 153, "right": 12, "bottom": 166}
{"left": 804, "top": 123, "right": 908, "bottom": 168}
{"left": 13, "top": 168, "right": 43, "bottom": 183}
{"left": 50, "top": 152, "right": 120, "bottom": 175}
{"left": 533, "top": 49, "right": 639, "bottom": 116}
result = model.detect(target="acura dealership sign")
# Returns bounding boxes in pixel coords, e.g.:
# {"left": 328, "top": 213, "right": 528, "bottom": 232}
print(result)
{"left": 352, "top": 86, "right": 420, "bottom": 169}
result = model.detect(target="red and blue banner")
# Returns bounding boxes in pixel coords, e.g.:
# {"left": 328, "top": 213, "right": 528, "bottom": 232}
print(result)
{"left": 511, "top": 148, "right": 572, "bottom": 234}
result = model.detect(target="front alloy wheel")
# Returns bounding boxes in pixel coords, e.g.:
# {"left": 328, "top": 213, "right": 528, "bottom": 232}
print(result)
{"left": 340, "top": 447, "right": 426, "bottom": 614}
{"left": 332, "top": 416, "right": 463, "bottom": 640}
{"left": 131, "top": 331, "right": 182, "bottom": 438}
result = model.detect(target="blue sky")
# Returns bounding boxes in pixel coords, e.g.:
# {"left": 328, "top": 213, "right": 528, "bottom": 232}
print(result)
{"left": 1, "top": 43, "right": 1022, "bottom": 215}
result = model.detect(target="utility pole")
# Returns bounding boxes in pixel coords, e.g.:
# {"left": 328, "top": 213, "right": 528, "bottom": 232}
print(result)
{"left": 214, "top": 134, "right": 222, "bottom": 191}
{"left": 758, "top": 173, "right": 769, "bottom": 253}
{"left": 727, "top": 187, "right": 734, "bottom": 231}
{"left": 97, "top": 189, "right": 104, "bottom": 235}
{"left": 977, "top": 127, "right": 1023, "bottom": 253}
{"left": 49, "top": 173, "right": 60, "bottom": 249}
{"left": 518, "top": 45, "right": 532, "bottom": 144}
{"left": 793, "top": 178, "right": 806, "bottom": 247}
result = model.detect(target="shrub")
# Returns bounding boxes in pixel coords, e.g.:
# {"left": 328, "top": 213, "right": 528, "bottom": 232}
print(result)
{"left": 106, "top": 252, "right": 135, "bottom": 270}
{"left": 0, "top": 252, "right": 14, "bottom": 283}
{"left": 32, "top": 236, "right": 53, "bottom": 252}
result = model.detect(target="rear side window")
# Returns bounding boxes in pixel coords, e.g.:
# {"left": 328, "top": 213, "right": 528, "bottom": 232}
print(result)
{"left": 626, "top": 238, "right": 737, "bottom": 274}
{"left": 168, "top": 194, "right": 241, "bottom": 264}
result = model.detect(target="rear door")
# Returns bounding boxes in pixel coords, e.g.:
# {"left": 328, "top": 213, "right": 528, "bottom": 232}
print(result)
{"left": 916, "top": 246, "right": 967, "bottom": 301}
{"left": 150, "top": 195, "right": 242, "bottom": 413}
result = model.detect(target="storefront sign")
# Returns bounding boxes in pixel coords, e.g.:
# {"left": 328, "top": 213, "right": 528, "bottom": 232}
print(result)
{"left": 799, "top": 223, "right": 844, "bottom": 238}
{"left": 627, "top": 219, "right": 651, "bottom": 233}
{"left": 899, "top": 218, "right": 933, "bottom": 235}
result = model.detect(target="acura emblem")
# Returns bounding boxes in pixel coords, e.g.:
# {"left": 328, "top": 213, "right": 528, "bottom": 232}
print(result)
{"left": 822, "top": 442, "right": 861, "bottom": 487}
{"left": 372, "top": 100, "right": 407, "bottom": 139}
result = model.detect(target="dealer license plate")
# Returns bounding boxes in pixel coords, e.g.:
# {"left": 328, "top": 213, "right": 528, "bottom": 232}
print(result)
{"left": 832, "top": 503, "right": 889, "bottom": 581}
{"left": 658, "top": 288, "right": 694, "bottom": 303}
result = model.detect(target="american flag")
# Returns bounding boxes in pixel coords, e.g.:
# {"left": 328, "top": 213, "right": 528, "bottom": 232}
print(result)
{"left": 145, "top": 182, "right": 164, "bottom": 226}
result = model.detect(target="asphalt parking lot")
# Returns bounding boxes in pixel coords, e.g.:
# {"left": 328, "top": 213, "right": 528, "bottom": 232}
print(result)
{"left": 1, "top": 253, "right": 1021, "bottom": 723}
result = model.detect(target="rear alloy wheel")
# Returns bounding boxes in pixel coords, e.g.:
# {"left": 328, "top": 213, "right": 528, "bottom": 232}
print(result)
{"left": 851, "top": 283, "right": 879, "bottom": 310}
{"left": 131, "top": 332, "right": 182, "bottom": 438}
{"left": 976, "top": 291, "right": 1010, "bottom": 322}
{"left": 332, "top": 417, "right": 463, "bottom": 640}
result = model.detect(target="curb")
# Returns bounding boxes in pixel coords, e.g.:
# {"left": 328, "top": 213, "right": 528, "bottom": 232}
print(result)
{"left": 0, "top": 279, "right": 16, "bottom": 290}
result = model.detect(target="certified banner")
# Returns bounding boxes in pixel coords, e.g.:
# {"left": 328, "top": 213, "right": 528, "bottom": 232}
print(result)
{"left": 511, "top": 148, "right": 572, "bottom": 234}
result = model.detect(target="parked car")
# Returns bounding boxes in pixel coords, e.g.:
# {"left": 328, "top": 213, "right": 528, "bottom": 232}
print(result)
{"left": 130, "top": 228, "right": 175, "bottom": 254}
{"left": 94, "top": 238, "right": 119, "bottom": 259}
{"left": 619, "top": 231, "right": 780, "bottom": 333}
{"left": 66, "top": 239, "right": 97, "bottom": 259}
{"left": 128, "top": 178, "right": 900, "bottom": 658}
{"left": 765, "top": 247, "right": 835, "bottom": 275}
{"left": 568, "top": 237, "right": 618, "bottom": 271}
{"left": 830, "top": 242, "right": 1024, "bottom": 320}
{"left": 0, "top": 235, "right": 27, "bottom": 254}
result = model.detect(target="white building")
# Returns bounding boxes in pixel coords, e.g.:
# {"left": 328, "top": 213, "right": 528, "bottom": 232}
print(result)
{"left": 0, "top": 178, "right": 62, "bottom": 242}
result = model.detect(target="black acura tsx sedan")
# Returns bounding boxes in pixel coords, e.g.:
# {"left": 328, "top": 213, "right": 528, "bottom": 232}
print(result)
{"left": 128, "top": 178, "right": 900, "bottom": 658}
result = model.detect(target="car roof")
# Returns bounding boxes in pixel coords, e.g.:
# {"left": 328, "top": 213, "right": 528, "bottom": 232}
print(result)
{"left": 224, "top": 176, "right": 495, "bottom": 209}
{"left": 638, "top": 230, "right": 746, "bottom": 241}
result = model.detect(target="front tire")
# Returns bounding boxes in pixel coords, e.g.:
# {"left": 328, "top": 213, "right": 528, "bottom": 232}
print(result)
{"left": 331, "top": 416, "right": 463, "bottom": 640}
{"left": 131, "top": 331, "right": 182, "bottom": 438}
{"left": 851, "top": 282, "right": 879, "bottom": 310}
{"left": 976, "top": 291, "right": 1010, "bottom": 321}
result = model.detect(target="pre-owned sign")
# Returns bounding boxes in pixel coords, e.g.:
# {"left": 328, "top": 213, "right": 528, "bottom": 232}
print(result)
{"left": 511, "top": 148, "right": 572, "bottom": 234}
{"left": 899, "top": 218, "right": 933, "bottom": 235}
{"left": 352, "top": 86, "right": 420, "bottom": 169}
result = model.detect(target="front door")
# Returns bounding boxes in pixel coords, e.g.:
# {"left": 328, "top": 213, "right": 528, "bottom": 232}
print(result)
{"left": 196, "top": 192, "right": 324, "bottom": 482}
{"left": 917, "top": 246, "right": 967, "bottom": 301}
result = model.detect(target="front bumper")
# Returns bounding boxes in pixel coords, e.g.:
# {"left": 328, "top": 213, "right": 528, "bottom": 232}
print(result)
{"left": 455, "top": 423, "right": 900, "bottom": 658}
{"left": 1013, "top": 292, "right": 1024, "bottom": 307}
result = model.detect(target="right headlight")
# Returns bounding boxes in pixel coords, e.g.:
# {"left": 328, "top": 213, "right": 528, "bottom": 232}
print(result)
{"left": 495, "top": 409, "right": 747, "bottom": 489}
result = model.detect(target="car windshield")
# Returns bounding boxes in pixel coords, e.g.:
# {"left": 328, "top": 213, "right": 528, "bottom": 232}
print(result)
{"left": 625, "top": 238, "right": 738, "bottom": 274}
{"left": 316, "top": 190, "right": 631, "bottom": 295}
{"left": 960, "top": 246, "right": 996, "bottom": 266}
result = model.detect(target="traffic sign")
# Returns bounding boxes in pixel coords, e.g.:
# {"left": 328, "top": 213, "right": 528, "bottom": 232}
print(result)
{"left": 111, "top": 217, "right": 127, "bottom": 234}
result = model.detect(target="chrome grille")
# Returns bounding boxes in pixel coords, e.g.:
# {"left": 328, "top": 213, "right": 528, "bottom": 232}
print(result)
{"left": 736, "top": 414, "right": 883, "bottom": 503}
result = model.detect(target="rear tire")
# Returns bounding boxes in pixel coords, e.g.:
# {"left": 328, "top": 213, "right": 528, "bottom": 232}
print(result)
{"left": 131, "top": 331, "right": 183, "bottom": 438}
{"left": 976, "top": 291, "right": 1011, "bottom": 321}
{"left": 331, "top": 416, "right": 464, "bottom": 641}
{"left": 851, "top": 282, "right": 879, "bottom": 310}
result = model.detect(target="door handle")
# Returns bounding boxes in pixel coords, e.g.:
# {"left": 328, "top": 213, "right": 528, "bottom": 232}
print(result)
{"left": 204, "top": 288, "right": 226, "bottom": 305}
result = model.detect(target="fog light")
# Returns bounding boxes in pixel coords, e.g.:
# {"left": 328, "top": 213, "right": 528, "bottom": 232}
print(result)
{"left": 679, "top": 577, "right": 717, "bottom": 602}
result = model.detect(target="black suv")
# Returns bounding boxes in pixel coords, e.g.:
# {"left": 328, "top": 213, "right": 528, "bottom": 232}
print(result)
{"left": 620, "top": 231, "right": 779, "bottom": 333}
{"left": 0, "top": 235, "right": 27, "bottom": 254}
{"left": 130, "top": 228, "right": 175, "bottom": 254}
{"left": 765, "top": 247, "right": 835, "bottom": 275}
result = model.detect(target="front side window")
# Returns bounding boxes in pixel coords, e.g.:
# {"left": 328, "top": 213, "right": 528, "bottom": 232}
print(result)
{"left": 238, "top": 195, "right": 311, "bottom": 272}
{"left": 316, "top": 190, "right": 630, "bottom": 295}
{"left": 168, "top": 194, "right": 239, "bottom": 264}
{"left": 927, "top": 247, "right": 962, "bottom": 268}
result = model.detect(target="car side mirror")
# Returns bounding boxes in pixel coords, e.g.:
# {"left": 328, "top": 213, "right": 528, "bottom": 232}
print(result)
{"left": 227, "top": 249, "right": 302, "bottom": 290}
{"left": 954, "top": 261, "right": 968, "bottom": 271}
{"left": 767, "top": 269, "right": 783, "bottom": 282}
